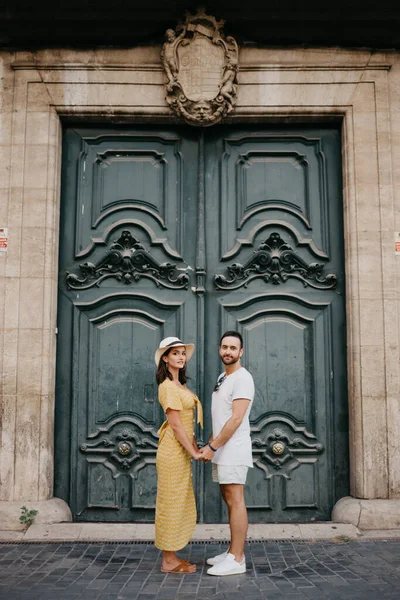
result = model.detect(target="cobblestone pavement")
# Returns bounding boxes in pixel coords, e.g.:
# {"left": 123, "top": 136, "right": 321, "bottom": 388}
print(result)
{"left": 0, "top": 539, "right": 400, "bottom": 600}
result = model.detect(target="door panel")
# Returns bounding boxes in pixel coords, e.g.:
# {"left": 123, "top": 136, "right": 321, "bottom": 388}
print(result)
{"left": 203, "top": 126, "right": 347, "bottom": 522}
{"left": 73, "top": 132, "right": 186, "bottom": 258}
{"left": 218, "top": 295, "right": 334, "bottom": 521}
{"left": 56, "top": 127, "right": 199, "bottom": 521}
{"left": 218, "top": 133, "right": 331, "bottom": 259}
{"left": 72, "top": 295, "right": 185, "bottom": 520}
{"left": 56, "top": 124, "right": 348, "bottom": 523}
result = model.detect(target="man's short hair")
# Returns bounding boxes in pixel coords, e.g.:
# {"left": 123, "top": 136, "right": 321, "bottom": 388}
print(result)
{"left": 219, "top": 330, "right": 243, "bottom": 349}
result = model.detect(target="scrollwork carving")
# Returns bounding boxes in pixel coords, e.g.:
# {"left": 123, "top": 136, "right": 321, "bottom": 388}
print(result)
{"left": 252, "top": 424, "right": 324, "bottom": 472}
{"left": 161, "top": 8, "right": 239, "bottom": 127}
{"left": 79, "top": 419, "right": 159, "bottom": 475}
{"left": 66, "top": 230, "right": 190, "bottom": 290}
{"left": 116, "top": 428, "right": 135, "bottom": 441}
{"left": 214, "top": 232, "right": 337, "bottom": 290}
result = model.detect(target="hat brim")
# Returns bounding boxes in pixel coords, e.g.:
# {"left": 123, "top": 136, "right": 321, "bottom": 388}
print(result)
{"left": 154, "top": 342, "right": 195, "bottom": 366}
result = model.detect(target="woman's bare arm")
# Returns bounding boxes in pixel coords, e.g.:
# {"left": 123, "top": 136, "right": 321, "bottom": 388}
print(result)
{"left": 166, "top": 409, "right": 201, "bottom": 459}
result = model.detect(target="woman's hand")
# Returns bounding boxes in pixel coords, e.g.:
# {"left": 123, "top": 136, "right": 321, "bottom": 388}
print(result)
{"left": 192, "top": 451, "right": 203, "bottom": 460}
{"left": 198, "top": 445, "right": 214, "bottom": 462}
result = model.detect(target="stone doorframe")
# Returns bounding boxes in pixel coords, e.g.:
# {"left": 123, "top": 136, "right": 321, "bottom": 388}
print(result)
{"left": 1, "top": 47, "right": 399, "bottom": 529}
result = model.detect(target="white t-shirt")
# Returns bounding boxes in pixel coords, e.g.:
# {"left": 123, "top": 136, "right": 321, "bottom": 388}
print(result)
{"left": 211, "top": 367, "right": 255, "bottom": 467}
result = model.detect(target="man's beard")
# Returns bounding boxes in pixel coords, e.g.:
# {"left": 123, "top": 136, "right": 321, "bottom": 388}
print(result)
{"left": 221, "top": 355, "right": 240, "bottom": 365}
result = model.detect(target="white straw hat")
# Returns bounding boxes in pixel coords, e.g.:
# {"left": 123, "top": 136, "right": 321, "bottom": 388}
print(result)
{"left": 154, "top": 336, "right": 195, "bottom": 365}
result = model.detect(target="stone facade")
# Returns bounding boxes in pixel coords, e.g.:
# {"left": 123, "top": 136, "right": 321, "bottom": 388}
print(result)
{"left": 0, "top": 46, "right": 399, "bottom": 529}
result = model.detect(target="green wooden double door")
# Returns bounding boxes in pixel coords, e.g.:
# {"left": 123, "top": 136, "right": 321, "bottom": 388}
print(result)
{"left": 55, "top": 124, "right": 349, "bottom": 523}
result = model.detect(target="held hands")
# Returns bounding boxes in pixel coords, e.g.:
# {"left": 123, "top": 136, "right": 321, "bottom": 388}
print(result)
{"left": 192, "top": 451, "right": 203, "bottom": 461}
{"left": 192, "top": 445, "right": 214, "bottom": 462}
{"left": 199, "top": 445, "right": 215, "bottom": 462}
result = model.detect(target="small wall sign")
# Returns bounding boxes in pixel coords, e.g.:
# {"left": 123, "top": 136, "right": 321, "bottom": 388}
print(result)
{"left": 396, "top": 232, "right": 400, "bottom": 255}
{"left": 0, "top": 228, "right": 8, "bottom": 252}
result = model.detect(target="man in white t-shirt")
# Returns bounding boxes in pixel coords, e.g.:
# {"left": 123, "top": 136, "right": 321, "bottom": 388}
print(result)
{"left": 199, "top": 331, "right": 254, "bottom": 576}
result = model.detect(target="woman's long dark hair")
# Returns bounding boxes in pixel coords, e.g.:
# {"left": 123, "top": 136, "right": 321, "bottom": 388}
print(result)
{"left": 156, "top": 347, "right": 189, "bottom": 386}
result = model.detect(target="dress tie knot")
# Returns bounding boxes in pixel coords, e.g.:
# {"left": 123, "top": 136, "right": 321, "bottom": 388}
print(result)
{"left": 195, "top": 397, "right": 204, "bottom": 429}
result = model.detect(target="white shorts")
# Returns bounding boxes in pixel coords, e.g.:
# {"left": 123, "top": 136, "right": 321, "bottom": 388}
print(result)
{"left": 212, "top": 463, "right": 248, "bottom": 485}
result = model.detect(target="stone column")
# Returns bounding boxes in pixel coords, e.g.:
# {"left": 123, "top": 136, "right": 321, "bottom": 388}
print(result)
{"left": 0, "top": 54, "right": 71, "bottom": 529}
{"left": 333, "top": 64, "right": 400, "bottom": 528}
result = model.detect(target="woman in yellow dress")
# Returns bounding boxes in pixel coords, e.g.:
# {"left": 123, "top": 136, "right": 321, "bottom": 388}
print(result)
{"left": 154, "top": 336, "right": 203, "bottom": 573}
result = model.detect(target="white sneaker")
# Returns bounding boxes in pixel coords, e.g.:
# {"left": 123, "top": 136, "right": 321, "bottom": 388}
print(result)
{"left": 206, "top": 550, "right": 229, "bottom": 566}
{"left": 207, "top": 553, "right": 246, "bottom": 576}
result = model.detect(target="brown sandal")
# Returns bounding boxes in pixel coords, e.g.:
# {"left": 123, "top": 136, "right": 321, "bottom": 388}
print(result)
{"left": 180, "top": 560, "right": 197, "bottom": 569}
{"left": 161, "top": 559, "right": 196, "bottom": 574}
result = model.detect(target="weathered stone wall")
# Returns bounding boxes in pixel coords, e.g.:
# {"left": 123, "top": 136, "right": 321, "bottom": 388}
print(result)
{"left": 0, "top": 46, "right": 399, "bottom": 526}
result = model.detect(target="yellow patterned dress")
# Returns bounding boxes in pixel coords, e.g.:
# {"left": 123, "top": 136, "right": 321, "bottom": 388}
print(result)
{"left": 155, "top": 378, "right": 203, "bottom": 551}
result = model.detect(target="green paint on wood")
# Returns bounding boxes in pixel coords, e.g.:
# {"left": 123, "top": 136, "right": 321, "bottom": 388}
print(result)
{"left": 55, "top": 125, "right": 348, "bottom": 523}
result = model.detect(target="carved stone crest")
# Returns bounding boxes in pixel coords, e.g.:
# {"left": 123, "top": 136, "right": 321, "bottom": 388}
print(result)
{"left": 161, "top": 8, "right": 239, "bottom": 126}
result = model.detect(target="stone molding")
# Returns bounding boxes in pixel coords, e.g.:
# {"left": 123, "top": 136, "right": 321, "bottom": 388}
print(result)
{"left": 0, "top": 48, "right": 399, "bottom": 523}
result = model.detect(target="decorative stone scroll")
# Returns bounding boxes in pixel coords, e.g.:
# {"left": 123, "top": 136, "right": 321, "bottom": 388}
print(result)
{"left": 66, "top": 230, "right": 190, "bottom": 290}
{"left": 214, "top": 232, "right": 337, "bottom": 290}
{"left": 161, "top": 8, "right": 239, "bottom": 126}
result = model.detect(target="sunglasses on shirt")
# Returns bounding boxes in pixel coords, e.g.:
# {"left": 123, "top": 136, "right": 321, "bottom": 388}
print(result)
{"left": 213, "top": 374, "right": 227, "bottom": 392}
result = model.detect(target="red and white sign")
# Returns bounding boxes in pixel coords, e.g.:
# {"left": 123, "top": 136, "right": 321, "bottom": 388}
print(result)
{"left": 0, "top": 228, "right": 8, "bottom": 252}
{"left": 396, "top": 232, "right": 400, "bottom": 256}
